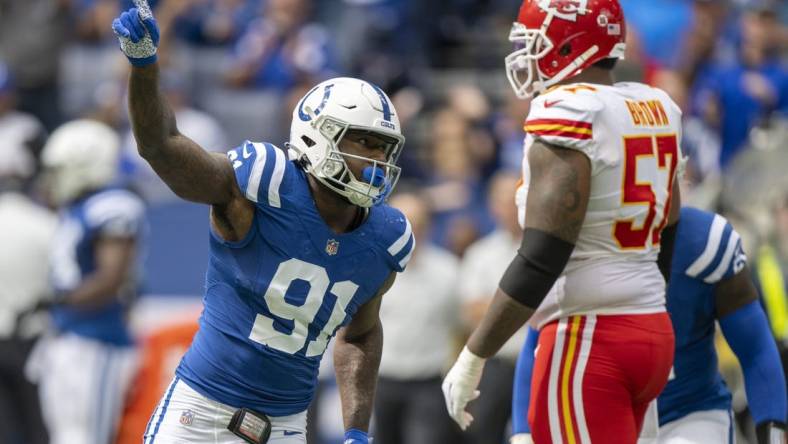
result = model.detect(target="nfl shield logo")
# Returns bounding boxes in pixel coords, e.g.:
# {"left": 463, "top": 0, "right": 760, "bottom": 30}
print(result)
{"left": 180, "top": 410, "right": 195, "bottom": 426}
{"left": 326, "top": 239, "right": 339, "bottom": 256}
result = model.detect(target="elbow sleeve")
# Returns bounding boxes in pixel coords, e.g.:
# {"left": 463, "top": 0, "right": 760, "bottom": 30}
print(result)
{"left": 499, "top": 228, "right": 575, "bottom": 308}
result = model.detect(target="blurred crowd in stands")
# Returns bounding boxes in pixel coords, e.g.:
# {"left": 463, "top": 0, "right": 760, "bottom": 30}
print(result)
{"left": 0, "top": 0, "right": 786, "bottom": 443}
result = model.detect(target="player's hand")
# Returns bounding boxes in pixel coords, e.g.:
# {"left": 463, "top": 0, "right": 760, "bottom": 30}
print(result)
{"left": 111, "top": 0, "right": 160, "bottom": 66}
{"left": 442, "top": 346, "right": 486, "bottom": 430}
{"left": 510, "top": 433, "right": 535, "bottom": 444}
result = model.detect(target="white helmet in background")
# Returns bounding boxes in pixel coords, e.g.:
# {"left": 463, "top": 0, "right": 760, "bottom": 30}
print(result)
{"left": 41, "top": 119, "right": 120, "bottom": 205}
{"left": 287, "top": 77, "right": 405, "bottom": 208}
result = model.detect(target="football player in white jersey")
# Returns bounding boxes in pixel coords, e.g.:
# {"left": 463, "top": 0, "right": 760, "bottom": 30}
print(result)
{"left": 443, "top": 1, "right": 683, "bottom": 442}
{"left": 113, "top": 2, "right": 414, "bottom": 444}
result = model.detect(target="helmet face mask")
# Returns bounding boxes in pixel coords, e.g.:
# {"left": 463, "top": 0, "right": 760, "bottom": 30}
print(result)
{"left": 505, "top": 22, "right": 556, "bottom": 99}
{"left": 505, "top": 0, "right": 627, "bottom": 99}
{"left": 288, "top": 78, "right": 405, "bottom": 208}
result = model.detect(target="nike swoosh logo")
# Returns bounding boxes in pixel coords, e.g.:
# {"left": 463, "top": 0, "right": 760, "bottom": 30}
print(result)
{"left": 243, "top": 145, "right": 253, "bottom": 159}
{"left": 283, "top": 430, "right": 302, "bottom": 436}
{"left": 544, "top": 100, "right": 562, "bottom": 108}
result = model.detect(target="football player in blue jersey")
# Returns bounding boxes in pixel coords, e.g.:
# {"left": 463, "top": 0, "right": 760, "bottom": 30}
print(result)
{"left": 31, "top": 119, "right": 145, "bottom": 444}
{"left": 510, "top": 207, "right": 787, "bottom": 444}
{"left": 113, "top": 3, "right": 415, "bottom": 444}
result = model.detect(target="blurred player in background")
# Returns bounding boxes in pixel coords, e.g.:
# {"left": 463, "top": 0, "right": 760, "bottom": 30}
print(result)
{"left": 0, "top": 80, "right": 54, "bottom": 444}
{"left": 374, "top": 191, "right": 463, "bottom": 444}
{"left": 113, "top": 3, "right": 413, "bottom": 443}
{"left": 459, "top": 171, "right": 527, "bottom": 444}
{"left": 512, "top": 207, "right": 787, "bottom": 444}
{"left": 30, "top": 119, "right": 145, "bottom": 444}
{"left": 442, "top": 0, "right": 683, "bottom": 442}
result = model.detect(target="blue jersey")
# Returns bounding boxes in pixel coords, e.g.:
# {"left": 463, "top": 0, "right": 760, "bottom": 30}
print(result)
{"left": 177, "top": 141, "right": 415, "bottom": 416}
{"left": 658, "top": 207, "right": 747, "bottom": 425}
{"left": 50, "top": 188, "right": 146, "bottom": 346}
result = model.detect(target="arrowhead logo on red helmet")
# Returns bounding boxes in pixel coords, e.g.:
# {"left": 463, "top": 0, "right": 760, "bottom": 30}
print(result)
{"left": 537, "top": 0, "right": 589, "bottom": 22}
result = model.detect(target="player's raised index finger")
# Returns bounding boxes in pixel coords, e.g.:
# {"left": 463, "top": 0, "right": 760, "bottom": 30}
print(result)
{"left": 133, "top": 0, "right": 153, "bottom": 20}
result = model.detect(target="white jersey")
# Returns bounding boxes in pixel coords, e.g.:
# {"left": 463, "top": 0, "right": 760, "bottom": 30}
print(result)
{"left": 516, "top": 82, "right": 683, "bottom": 328}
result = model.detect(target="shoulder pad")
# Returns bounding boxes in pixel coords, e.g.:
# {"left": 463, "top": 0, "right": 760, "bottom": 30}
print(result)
{"left": 227, "top": 141, "right": 291, "bottom": 208}
{"left": 680, "top": 207, "right": 747, "bottom": 284}
{"left": 526, "top": 85, "right": 603, "bottom": 156}
{"left": 377, "top": 205, "right": 415, "bottom": 272}
{"left": 84, "top": 189, "right": 145, "bottom": 237}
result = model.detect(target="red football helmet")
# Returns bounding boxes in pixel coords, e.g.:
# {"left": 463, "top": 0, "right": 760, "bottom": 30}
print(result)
{"left": 505, "top": 0, "right": 627, "bottom": 98}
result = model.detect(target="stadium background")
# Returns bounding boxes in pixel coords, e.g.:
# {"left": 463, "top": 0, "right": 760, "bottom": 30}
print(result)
{"left": 0, "top": 0, "right": 786, "bottom": 443}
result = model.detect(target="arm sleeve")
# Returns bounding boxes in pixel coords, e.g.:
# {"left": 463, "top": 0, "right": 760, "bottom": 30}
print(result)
{"left": 719, "top": 300, "right": 787, "bottom": 425}
{"left": 227, "top": 141, "right": 288, "bottom": 207}
{"left": 512, "top": 326, "right": 540, "bottom": 434}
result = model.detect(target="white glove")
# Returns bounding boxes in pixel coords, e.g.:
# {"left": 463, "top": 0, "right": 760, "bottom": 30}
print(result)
{"left": 510, "top": 433, "right": 534, "bottom": 444}
{"left": 442, "top": 346, "right": 486, "bottom": 430}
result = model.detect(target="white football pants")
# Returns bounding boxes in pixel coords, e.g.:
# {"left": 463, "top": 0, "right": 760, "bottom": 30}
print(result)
{"left": 26, "top": 332, "right": 138, "bottom": 444}
{"left": 657, "top": 409, "right": 733, "bottom": 444}
{"left": 144, "top": 377, "right": 308, "bottom": 443}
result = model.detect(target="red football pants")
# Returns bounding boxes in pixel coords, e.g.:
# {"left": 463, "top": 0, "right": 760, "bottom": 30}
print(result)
{"left": 528, "top": 313, "right": 674, "bottom": 444}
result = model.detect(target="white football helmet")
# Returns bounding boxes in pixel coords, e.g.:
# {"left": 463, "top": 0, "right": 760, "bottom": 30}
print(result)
{"left": 41, "top": 119, "right": 120, "bottom": 205}
{"left": 287, "top": 77, "right": 405, "bottom": 208}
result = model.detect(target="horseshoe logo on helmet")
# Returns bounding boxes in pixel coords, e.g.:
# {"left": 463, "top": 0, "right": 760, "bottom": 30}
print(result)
{"left": 297, "top": 84, "right": 335, "bottom": 122}
{"left": 537, "top": 0, "right": 589, "bottom": 22}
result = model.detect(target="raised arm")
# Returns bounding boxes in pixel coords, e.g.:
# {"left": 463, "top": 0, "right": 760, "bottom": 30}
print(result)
{"left": 114, "top": 5, "right": 238, "bottom": 205}
{"left": 334, "top": 272, "right": 396, "bottom": 444}
{"left": 128, "top": 64, "right": 237, "bottom": 205}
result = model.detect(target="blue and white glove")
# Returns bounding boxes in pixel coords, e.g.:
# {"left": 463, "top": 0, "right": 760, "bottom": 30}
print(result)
{"left": 344, "top": 429, "right": 371, "bottom": 444}
{"left": 111, "top": 0, "right": 160, "bottom": 66}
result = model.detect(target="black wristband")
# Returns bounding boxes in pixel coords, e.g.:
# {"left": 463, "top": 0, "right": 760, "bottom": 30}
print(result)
{"left": 756, "top": 420, "right": 786, "bottom": 444}
{"left": 499, "top": 228, "right": 575, "bottom": 308}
